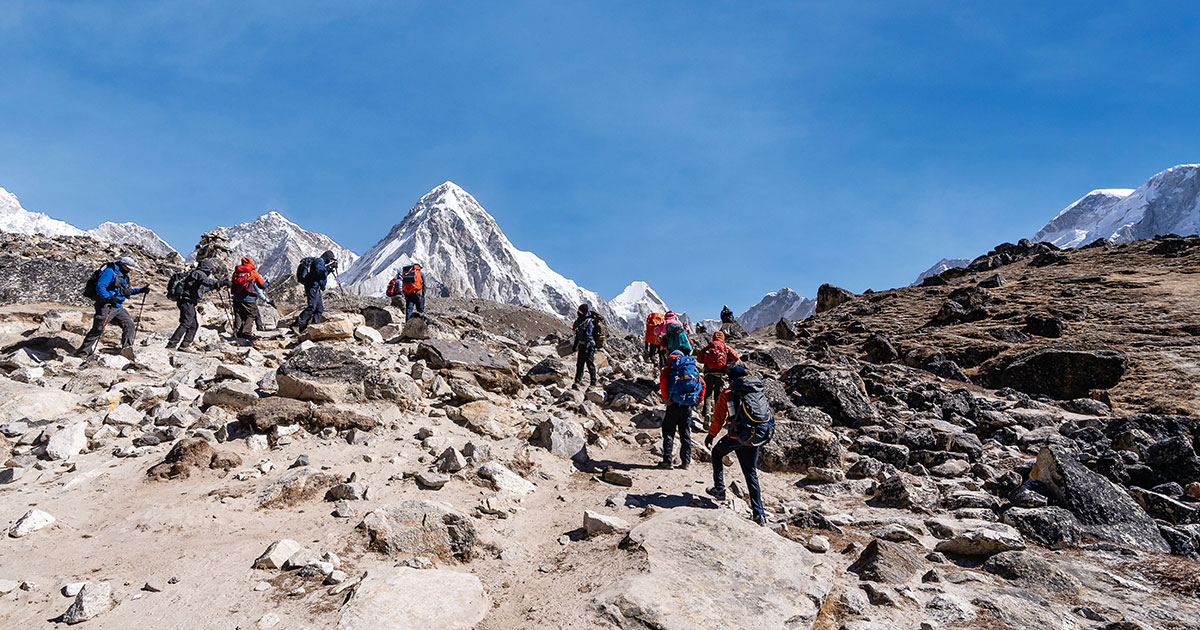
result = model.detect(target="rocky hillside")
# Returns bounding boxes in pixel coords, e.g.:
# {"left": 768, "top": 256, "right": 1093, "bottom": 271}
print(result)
{"left": 0, "top": 234, "right": 1198, "bottom": 629}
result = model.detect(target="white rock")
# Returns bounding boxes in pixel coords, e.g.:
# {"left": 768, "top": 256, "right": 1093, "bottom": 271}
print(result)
{"left": 253, "top": 539, "right": 303, "bottom": 569}
{"left": 62, "top": 581, "right": 112, "bottom": 624}
{"left": 216, "top": 364, "right": 262, "bottom": 383}
{"left": 336, "top": 568, "right": 489, "bottom": 630}
{"left": 105, "top": 403, "right": 144, "bottom": 427}
{"left": 807, "top": 535, "right": 831, "bottom": 553}
{"left": 354, "top": 325, "right": 384, "bottom": 344}
{"left": 9, "top": 508, "right": 56, "bottom": 538}
{"left": 246, "top": 434, "right": 270, "bottom": 452}
{"left": 256, "top": 612, "right": 281, "bottom": 629}
{"left": 584, "top": 510, "right": 632, "bottom": 536}
{"left": 0, "top": 579, "right": 20, "bottom": 595}
{"left": 45, "top": 421, "right": 88, "bottom": 461}
{"left": 477, "top": 461, "right": 536, "bottom": 496}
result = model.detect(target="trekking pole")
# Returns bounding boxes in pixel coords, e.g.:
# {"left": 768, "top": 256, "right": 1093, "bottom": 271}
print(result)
{"left": 135, "top": 291, "right": 148, "bottom": 335}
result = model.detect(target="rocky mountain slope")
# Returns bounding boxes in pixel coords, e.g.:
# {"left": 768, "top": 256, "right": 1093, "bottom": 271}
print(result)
{"left": 607, "top": 281, "right": 668, "bottom": 331}
{"left": 341, "top": 182, "right": 623, "bottom": 327}
{"left": 912, "top": 257, "right": 971, "bottom": 286}
{"left": 197, "top": 211, "right": 359, "bottom": 284}
{"left": 0, "top": 187, "right": 86, "bottom": 238}
{"left": 87, "top": 222, "right": 179, "bottom": 259}
{"left": 1033, "top": 164, "right": 1200, "bottom": 248}
{"left": 738, "top": 287, "right": 816, "bottom": 331}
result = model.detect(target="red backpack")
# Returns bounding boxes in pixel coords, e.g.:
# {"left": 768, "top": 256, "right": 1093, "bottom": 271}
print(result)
{"left": 231, "top": 265, "right": 256, "bottom": 298}
{"left": 702, "top": 340, "right": 729, "bottom": 370}
{"left": 386, "top": 277, "right": 402, "bottom": 297}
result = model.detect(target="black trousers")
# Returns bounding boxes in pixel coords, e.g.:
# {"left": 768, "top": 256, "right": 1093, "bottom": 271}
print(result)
{"left": 232, "top": 300, "right": 257, "bottom": 336}
{"left": 297, "top": 284, "right": 324, "bottom": 327}
{"left": 661, "top": 404, "right": 694, "bottom": 467}
{"left": 702, "top": 371, "right": 726, "bottom": 420}
{"left": 575, "top": 347, "right": 596, "bottom": 384}
{"left": 711, "top": 435, "right": 765, "bottom": 520}
{"left": 80, "top": 302, "right": 136, "bottom": 353}
{"left": 167, "top": 300, "right": 199, "bottom": 347}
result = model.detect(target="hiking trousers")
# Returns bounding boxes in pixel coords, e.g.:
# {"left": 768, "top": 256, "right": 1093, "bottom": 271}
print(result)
{"left": 80, "top": 302, "right": 135, "bottom": 354}
{"left": 232, "top": 300, "right": 257, "bottom": 337}
{"left": 575, "top": 346, "right": 596, "bottom": 385}
{"left": 404, "top": 292, "right": 425, "bottom": 320}
{"left": 711, "top": 435, "right": 765, "bottom": 521}
{"left": 702, "top": 371, "right": 726, "bottom": 420}
{"left": 661, "top": 404, "right": 694, "bottom": 468}
{"left": 297, "top": 284, "right": 324, "bottom": 327}
{"left": 167, "top": 300, "right": 199, "bottom": 347}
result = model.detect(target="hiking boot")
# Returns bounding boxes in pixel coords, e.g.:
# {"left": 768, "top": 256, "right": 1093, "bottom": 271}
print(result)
{"left": 176, "top": 343, "right": 195, "bottom": 353}
{"left": 705, "top": 486, "right": 727, "bottom": 501}
{"left": 165, "top": 343, "right": 177, "bottom": 350}
{"left": 678, "top": 461, "right": 691, "bottom": 471}
{"left": 752, "top": 513, "right": 768, "bottom": 526}
{"left": 657, "top": 460, "right": 673, "bottom": 470}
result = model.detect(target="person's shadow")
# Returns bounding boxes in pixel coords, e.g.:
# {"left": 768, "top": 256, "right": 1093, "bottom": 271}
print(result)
{"left": 623, "top": 492, "right": 717, "bottom": 510}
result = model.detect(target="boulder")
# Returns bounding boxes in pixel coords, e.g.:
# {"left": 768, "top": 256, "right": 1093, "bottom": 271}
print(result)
{"left": 532, "top": 417, "right": 588, "bottom": 461}
{"left": 597, "top": 508, "right": 831, "bottom": 629}
{"left": 982, "top": 550, "right": 1081, "bottom": 595}
{"left": 45, "top": 421, "right": 88, "bottom": 461}
{"left": 311, "top": 406, "right": 379, "bottom": 432}
{"left": 202, "top": 381, "right": 260, "bottom": 410}
{"left": 775, "top": 319, "right": 800, "bottom": 341}
{"left": 477, "top": 461, "right": 536, "bottom": 496}
{"left": 782, "top": 365, "right": 878, "bottom": 427}
{"left": 871, "top": 473, "right": 940, "bottom": 511}
{"left": 417, "top": 339, "right": 513, "bottom": 373}
{"left": 995, "top": 348, "right": 1128, "bottom": 399}
{"left": 120, "top": 346, "right": 174, "bottom": 373}
{"left": 862, "top": 334, "right": 899, "bottom": 364}
{"left": 448, "top": 401, "right": 526, "bottom": 438}
{"left": 253, "top": 539, "right": 303, "bottom": 569}
{"left": 934, "top": 523, "right": 1026, "bottom": 556}
{"left": 305, "top": 319, "right": 354, "bottom": 341}
{"left": 583, "top": 510, "right": 632, "bottom": 536}
{"left": 354, "top": 325, "right": 384, "bottom": 344}
{"left": 105, "top": 403, "right": 144, "bottom": 427}
{"left": 9, "top": 508, "right": 55, "bottom": 537}
{"left": 357, "top": 500, "right": 477, "bottom": 562}
{"left": 1000, "top": 507, "right": 1082, "bottom": 550}
{"left": 62, "top": 581, "right": 112, "bottom": 625}
{"left": 525, "top": 359, "right": 568, "bottom": 386}
{"left": 0, "top": 379, "right": 81, "bottom": 422}
{"left": 758, "top": 422, "right": 843, "bottom": 473}
{"left": 1029, "top": 445, "right": 1168, "bottom": 552}
{"left": 257, "top": 467, "right": 340, "bottom": 508}
{"left": 848, "top": 539, "right": 925, "bottom": 584}
{"left": 815, "top": 283, "right": 855, "bottom": 314}
{"left": 359, "top": 306, "right": 393, "bottom": 330}
{"left": 276, "top": 347, "right": 370, "bottom": 403}
{"left": 237, "top": 397, "right": 312, "bottom": 433}
{"left": 336, "top": 568, "right": 489, "bottom": 630}
{"left": 146, "top": 436, "right": 240, "bottom": 480}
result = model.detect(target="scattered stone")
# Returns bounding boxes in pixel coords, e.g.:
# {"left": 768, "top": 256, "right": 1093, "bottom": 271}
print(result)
{"left": 807, "top": 535, "right": 830, "bottom": 553}
{"left": 583, "top": 510, "right": 632, "bottom": 536}
{"left": 533, "top": 417, "right": 588, "bottom": 461}
{"left": 478, "top": 461, "right": 536, "bottom": 495}
{"left": 603, "top": 469, "right": 634, "bottom": 487}
{"left": 848, "top": 539, "right": 925, "bottom": 584}
{"left": 9, "top": 508, "right": 55, "bottom": 538}
{"left": 982, "top": 550, "right": 1081, "bottom": 595}
{"left": 816, "top": 283, "right": 855, "bottom": 313}
{"left": 435, "top": 447, "right": 467, "bottom": 473}
{"left": 61, "top": 581, "right": 112, "bottom": 625}
{"left": 934, "top": 523, "right": 1026, "bottom": 557}
{"left": 45, "top": 422, "right": 88, "bottom": 461}
{"left": 416, "top": 471, "right": 450, "bottom": 490}
{"left": 358, "top": 500, "right": 477, "bottom": 562}
{"left": 254, "top": 539, "right": 303, "bottom": 569}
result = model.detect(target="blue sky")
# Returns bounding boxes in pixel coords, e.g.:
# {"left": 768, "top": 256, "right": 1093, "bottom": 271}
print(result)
{"left": 1, "top": 1, "right": 1197, "bottom": 319}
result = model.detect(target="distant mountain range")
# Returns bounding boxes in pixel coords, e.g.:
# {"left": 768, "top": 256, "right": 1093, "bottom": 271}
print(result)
{"left": 199, "top": 211, "right": 359, "bottom": 284}
{"left": 737, "top": 288, "right": 816, "bottom": 331}
{"left": 0, "top": 187, "right": 179, "bottom": 258}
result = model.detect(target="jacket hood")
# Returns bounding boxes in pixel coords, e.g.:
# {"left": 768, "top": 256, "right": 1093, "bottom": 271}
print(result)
{"left": 712, "top": 330, "right": 725, "bottom": 342}
{"left": 240, "top": 257, "right": 255, "bottom": 268}
{"left": 321, "top": 250, "right": 335, "bottom": 263}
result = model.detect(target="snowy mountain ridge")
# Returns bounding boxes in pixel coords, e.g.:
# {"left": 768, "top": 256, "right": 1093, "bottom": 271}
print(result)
{"left": 201, "top": 211, "right": 359, "bottom": 283}
{"left": 1033, "top": 164, "right": 1200, "bottom": 247}
{"left": 911, "top": 258, "right": 971, "bottom": 286}
{"left": 341, "top": 181, "right": 626, "bottom": 327}
{"left": 737, "top": 288, "right": 815, "bottom": 331}
{"left": 608, "top": 281, "right": 669, "bottom": 331}
{"left": 88, "top": 222, "right": 179, "bottom": 258}
{"left": 0, "top": 187, "right": 86, "bottom": 237}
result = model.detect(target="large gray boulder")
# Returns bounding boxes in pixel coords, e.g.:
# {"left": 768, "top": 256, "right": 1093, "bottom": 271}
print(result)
{"left": 782, "top": 366, "right": 878, "bottom": 427}
{"left": 417, "top": 339, "right": 513, "bottom": 373}
{"left": 358, "top": 500, "right": 477, "bottom": 562}
{"left": 995, "top": 348, "right": 1128, "bottom": 399}
{"left": 336, "top": 568, "right": 489, "bottom": 630}
{"left": 1030, "top": 445, "right": 1169, "bottom": 552}
{"left": 1000, "top": 506, "right": 1082, "bottom": 550}
{"left": 848, "top": 539, "right": 925, "bottom": 584}
{"left": 276, "top": 347, "right": 370, "bottom": 403}
{"left": 61, "top": 581, "right": 112, "bottom": 625}
{"left": 758, "top": 421, "right": 843, "bottom": 473}
{"left": 532, "top": 417, "right": 588, "bottom": 462}
{"left": 596, "top": 508, "right": 832, "bottom": 629}
{"left": 815, "top": 283, "right": 855, "bottom": 314}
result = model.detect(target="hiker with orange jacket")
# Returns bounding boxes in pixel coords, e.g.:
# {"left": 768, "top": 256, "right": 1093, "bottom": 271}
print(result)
{"left": 699, "top": 330, "right": 740, "bottom": 421}
{"left": 658, "top": 350, "right": 706, "bottom": 470}
{"left": 644, "top": 312, "right": 665, "bottom": 369}
{"left": 231, "top": 257, "right": 269, "bottom": 340}
{"left": 704, "top": 365, "right": 774, "bottom": 525}
{"left": 386, "top": 263, "right": 426, "bottom": 321}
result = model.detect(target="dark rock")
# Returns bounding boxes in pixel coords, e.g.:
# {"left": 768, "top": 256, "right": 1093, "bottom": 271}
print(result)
{"left": 359, "top": 306, "right": 394, "bottom": 330}
{"left": 311, "top": 407, "right": 379, "bottom": 431}
{"left": 871, "top": 473, "right": 940, "bottom": 512}
{"left": 815, "top": 284, "right": 855, "bottom": 314}
{"left": 782, "top": 365, "right": 878, "bottom": 427}
{"left": 862, "top": 334, "right": 899, "bottom": 364}
{"left": 1001, "top": 507, "right": 1082, "bottom": 549}
{"left": 1060, "top": 398, "right": 1111, "bottom": 416}
{"left": 848, "top": 539, "right": 924, "bottom": 584}
{"left": 982, "top": 551, "right": 1081, "bottom": 595}
{"left": 989, "top": 327, "right": 1031, "bottom": 344}
{"left": 238, "top": 397, "right": 312, "bottom": 433}
{"left": 995, "top": 348, "right": 1128, "bottom": 399}
{"left": 416, "top": 339, "right": 513, "bottom": 373}
{"left": 855, "top": 437, "right": 910, "bottom": 467}
{"left": 1023, "top": 314, "right": 1065, "bottom": 338}
{"left": 1128, "top": 487, "right": 1200, "bottom": 525}
{"left": 759, "top": 422, "right": 843, "bottom": 473}
{"left": 1030, "top": 446, "right": 1168, "bottom": 552}
{"left": 1145, "top": 435, "right": 1200, "bottom": 485}
{"left": 775, "top": 319, "right": 799, "bottom": 341}
{"left": 977, "top": 274, "right": 1007, "bottom": 289}
{"left": 146, "top": 437, "right": 217, "bottom": 480}
{"left": 1029, "top": 251, "right": 1067, "bottom": 267}
{"left": 925, "top": 359, "right": 972, "bottom": 383}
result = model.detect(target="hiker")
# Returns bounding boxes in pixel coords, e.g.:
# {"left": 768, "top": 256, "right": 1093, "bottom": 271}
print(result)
{"left": 571, "top": 304, "right": 600, "bottom": 388}
{"left": 78, "top": 256, "right": 150, "bottom": 356}
{"left": 699, "top": 330, "right": 740, "bottom": 421}
{"left": 658, "top": 350, "right": 705, "bottom": 469}
{"left": 720, "top": 304, "right": 734, "bottom": 324}
{"left": 166, "top": 259, "right": 229, "bottom": 350}
{"left": 386, "top": 263, "right": 425, "bottom": 321}
{"left": 704, "top": 365, "right": 774, "bottom": 525}
{"left": 295, "top": 250, "right": 337, "bottom": 333}
{"left": 231, "top": 257, "right": 269, "bottom": 340}
{"left": 644, "top": 312, "right": 665, "bottom": 369}
{"left": 656, "top": 310, "right": 692, "bottom": 357}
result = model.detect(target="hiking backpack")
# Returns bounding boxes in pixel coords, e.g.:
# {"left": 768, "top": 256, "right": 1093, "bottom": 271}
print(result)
{"left": 165, "top": 271, "right": 191, "bottom": 301}
{"left": 296, "top": 257, "right": 317, "bottom": 283}
{"left": 667, "top": 355, "right": 703, "bottom": 406}
{"left": 664, "top": 323, "right": 692, "bottom": 355}
{"left": 82, "top": 265, "right": 107, "bottom": 301}
{"left": 729, "top": 376, "right": 775, "bottom": 447}
{"left": 574, "top": 316, "right": 595, "bottom": 348}
{"left": 231, "top": 266, "right": 256, "bottom": 298}
{"left": 590, "top": 313, "right": 607, "bottom": 349}
{"left": 385, "top": 277, "right": 402, "bottom": 297}
{"left": 702, "top": 340, "right": 729, "bottom": 371}
{"left": 401, "top": 264, "right": 423, "bottom": 293}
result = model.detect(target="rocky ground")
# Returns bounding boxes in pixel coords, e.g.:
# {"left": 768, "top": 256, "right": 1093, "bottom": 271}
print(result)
{"left": 1, "top": 233, "right": 1199, "bottom": 629}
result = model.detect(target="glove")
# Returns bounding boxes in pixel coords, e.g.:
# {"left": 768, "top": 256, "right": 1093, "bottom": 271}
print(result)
{"left": 705, "top": 435, "right": 715, "bottom": 449}
{"left": 140, "top": 286, "right": 151, "bottom": 294}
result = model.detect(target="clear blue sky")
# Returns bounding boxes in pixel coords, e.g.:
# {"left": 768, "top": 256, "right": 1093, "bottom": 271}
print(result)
{"left": 2, "top": 2, "right": 1197, "bottom": 319}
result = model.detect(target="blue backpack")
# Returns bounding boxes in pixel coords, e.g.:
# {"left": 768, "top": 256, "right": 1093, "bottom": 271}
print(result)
{"left": 667, "top": 355, "right": 703, "bottom": 406}
{"left": 729, "top": 376, "right": 775, "bottom": 446}
{"left": 664, "top": 323, "right": 692, "bottom": 354}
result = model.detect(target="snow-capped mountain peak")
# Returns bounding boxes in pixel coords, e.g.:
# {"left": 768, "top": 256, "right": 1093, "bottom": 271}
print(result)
{"left": 737, "top": 287, "right": 815, "bottom": 331}
{"left": 87, "top": 222, "right": 178, "bottom": 258}
{"left": 0, "top": 187, "right": 86, "bottom": 237}
{"left": 1033, "top": 164, "right": 1200, "bottom": 248}
{"left": 342, "top": 181, "right": 623, "bottom": 326}
{"left": 911, "top": 257, "right": 971, "bottom": 286}
{"left": 197, "top": 211, "right": 359, "bottom": 282}
{"left": 608, "top": 281, "right": 669, "bottom": 330}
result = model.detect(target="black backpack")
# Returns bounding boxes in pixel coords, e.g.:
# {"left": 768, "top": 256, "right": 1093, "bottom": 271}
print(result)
{"left": 166, "top": 271, "right": 190, "bottom": 301}
{"left": 296, "top": 257, "right": 317, "bottom": 283}
{"left": 729, "top": 376, "right": 775, "bottom": 446}
{"left": 82, "top": 266, "right": 106, "bottom": 301}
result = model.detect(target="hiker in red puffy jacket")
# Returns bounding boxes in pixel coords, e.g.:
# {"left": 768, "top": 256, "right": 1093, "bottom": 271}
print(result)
{"left": 231, "top": 257, "right": 269, "bottom": 340}
{"left": 699, "top": 330, "right": 740, "bottom": 421}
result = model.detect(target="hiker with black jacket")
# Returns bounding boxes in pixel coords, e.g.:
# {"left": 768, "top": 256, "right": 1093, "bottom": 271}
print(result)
{"left": 78, "top": 256, "right": 150, "bottom": 356}
{"left": 658, "top": 350, "right": 706, "bottom": 470}
{"left": 167, "top": 259, "right": 229, "bottom": 350}
{"left": 571, "top": 303, "right": 599, "bottom": 388}
{"left": 720, "top": 304, "right": 735, "bottom": 324}
{"left": 704, "top": 365, "right": 774, "bottom": 525}
{"left": 296, "top": 250, "right": 336, "bottom": 333}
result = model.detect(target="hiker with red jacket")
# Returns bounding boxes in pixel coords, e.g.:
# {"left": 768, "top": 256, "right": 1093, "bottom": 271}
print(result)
{"left": 705, "top": 365, "right": 774, "bottom": 525}
{"left": 644, "top": 312, "right": 665, "bottom": 369}
{"left": 699, "top": 330, "right": 740, "bottom": 421}
{"left": 658, "top": 350, "right": 706, "bottom": 470}
{"left": 231, "top": 257, "right": 269, "bottom": 340}
{"left": 387, "top": 263, "right": 425, "bottom": 321}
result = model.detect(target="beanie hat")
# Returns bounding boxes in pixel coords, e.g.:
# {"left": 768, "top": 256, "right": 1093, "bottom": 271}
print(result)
{"left": 321, "top": 250, "right": 335, "bottom": 263}
{"left": 726, "top": 365, "right": 749, "bottom": 379}
{"left": 117, "top": 256, "right": 136, "bottom": 269}
{"left": 578, "top": 303, "right": 590, "bottom": 315}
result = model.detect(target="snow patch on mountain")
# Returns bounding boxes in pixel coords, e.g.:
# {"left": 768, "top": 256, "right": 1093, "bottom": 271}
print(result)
{"left": 0, "top": 188, "right": 86, "bottom": 237}
{"left": 608, "top": 281, "right": 669, "bottom": 331}
{"left": 911, "top": 258, "right": 972, "bottom": 286}
{"left": 1033, "top": 164, "right": 1200, "bottom": 248}
{"left": 737, "top": 288, "right": 815, "bottom": 331}
{"left": 201, "top": 211, "right": 359, "bottom": 283}
{"left": 88, "top": 222, "right": 178, "bottom": 258}
{"left": 342, "top": 181, "right": 623, "bottom": 326}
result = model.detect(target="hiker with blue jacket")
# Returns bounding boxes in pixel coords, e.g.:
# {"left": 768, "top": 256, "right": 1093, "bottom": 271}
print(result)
{"left": 704, "top": 365, "right": 775, "bottom": 525}
{"left": 78, "top": 256, "right": 150, "bottom": 356}
{"left": 658, "top": 350, "right": 706, "bottom": 470}
{"left": 295, "top": 250, "right": 336, "bottom": 333}
{"left": 571, "top": 303, "right": 599, "bottom": 388}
